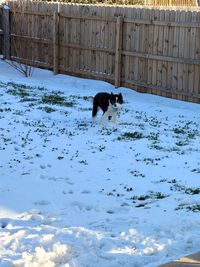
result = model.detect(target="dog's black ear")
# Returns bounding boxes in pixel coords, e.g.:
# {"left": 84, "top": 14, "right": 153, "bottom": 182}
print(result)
{"left": 111, "top": 92, "right": 113, "bottom": 95}
{"left": 118, "top": 93, "right": 123, "bottom": 103}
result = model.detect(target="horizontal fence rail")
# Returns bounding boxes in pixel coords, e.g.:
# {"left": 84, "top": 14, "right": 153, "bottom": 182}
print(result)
{"left": 3, "top": 2, "right": 200, "bottom": 103}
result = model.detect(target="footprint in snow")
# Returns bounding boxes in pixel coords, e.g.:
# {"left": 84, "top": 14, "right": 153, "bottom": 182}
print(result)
{"left": 81, "top": 190, "right": 91, "bottom": 194}
{"left": 107, "top": 210, "right": 115, "bottom": 214}
{"left": 70, "top": 201, "right": 84, "bottom": 211}
{"left": 70, "top": 201, "right": 94, "bottom": 212}
{"left": 0, "top": 219, "right": 9, "bottom": 228}
{"left": 85, "top": 205, "right": 93, "bottom": 211}
{"left": 34, "top": 200, "right": 50, "bottom": 206}
{"left": 40, "top": 164, "right": 46, "bottom": 169}
{"left": 66, "top": 181, "right": 74, "bottom": 185}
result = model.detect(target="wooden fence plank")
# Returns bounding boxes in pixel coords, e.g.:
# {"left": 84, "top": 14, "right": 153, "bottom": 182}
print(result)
{"left": 194, "top": 10, "right": 200, "bottom": 103}
{"left": 172, "top": 9, "right": 180, "bottom": 98}
{"left": 3, "top": 5, "right": 10, "bottom": 60}
{"left": 184, "top": 10, "right": 192, "bottom": 101}
{"left": 157, "top": 9, "right": 165, "bottom": 89}
{"left": 167, "top": 9, "right": 175, "bottom": 98}
{"left": 177, "top": 10, "right": 186, "bottom": 100}
{"left": 162, "top": 9, "right": 170, "bottom": 97}
{"left": 152, "top": 9, "right": 159, "bottom": 93}
{"left": 147, "top": 9, "right": 153, "bottom": 92}
{"left": 188, "top": 11, "right": 196, "bottom": 102}
{"left": 114, "top": 16, "right": 123, "bottom": 87}
{"left": 53, "top": 11, "right": 59, "bottom": 74}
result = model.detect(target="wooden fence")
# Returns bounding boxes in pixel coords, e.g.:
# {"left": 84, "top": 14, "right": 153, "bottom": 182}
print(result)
{"left": 0, "top": 5, "right": 11, "bottom": 58}
{"left": 3, "top": 2, "right": 200, "bottom": 103}
{"left": 0, "top": 7, "right": 3, "bottom": 54}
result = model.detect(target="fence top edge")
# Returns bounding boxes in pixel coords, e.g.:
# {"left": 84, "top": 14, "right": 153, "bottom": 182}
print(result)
{"left": 8, "top": 7, "right": 200, "bottom": 15}
{"left": 9, "top": 9, "right": 200, "bottom": 27}
{"left": 6, "top": 1, "right": 200, "bottom": 12}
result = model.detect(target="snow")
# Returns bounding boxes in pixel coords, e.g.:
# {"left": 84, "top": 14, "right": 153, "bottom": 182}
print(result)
{"left": 0, "top": 59, "right": 200, "bottom": 267}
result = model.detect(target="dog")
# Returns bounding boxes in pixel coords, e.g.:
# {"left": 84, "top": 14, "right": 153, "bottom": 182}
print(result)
{"left": 92, "top": 92, "right": 123, "bottom": 125}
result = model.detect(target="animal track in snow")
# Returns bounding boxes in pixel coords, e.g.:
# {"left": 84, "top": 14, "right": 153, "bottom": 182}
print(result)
{"left": 34, "top": 200, "right": 50, "bottom": 206}
{"left": 81, "top": 190, "right": 91, "bottom": 194}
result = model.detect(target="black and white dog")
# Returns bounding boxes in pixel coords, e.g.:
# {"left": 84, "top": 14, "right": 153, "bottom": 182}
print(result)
{"left": 92, "top": 92, "right": 123, "bottom": 125}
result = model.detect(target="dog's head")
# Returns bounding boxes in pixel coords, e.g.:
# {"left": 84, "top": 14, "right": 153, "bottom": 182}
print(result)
{"left": 110, "top": 93, "right": 123, "bottom": 109}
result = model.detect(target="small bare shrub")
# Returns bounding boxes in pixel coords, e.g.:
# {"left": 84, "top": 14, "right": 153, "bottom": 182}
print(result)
{"left": 5, "top": 0, "right": 33, "bottom": 77}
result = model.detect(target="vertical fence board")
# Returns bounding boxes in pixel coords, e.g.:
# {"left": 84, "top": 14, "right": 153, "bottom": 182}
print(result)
{"left": 183, "top": 11, "right": 191, "bottom": 101}
{"left": 115, "top": 16, "right": 123, "bottom": 87}
{"left": 167, "top": 9, "right": 175, "bottom": 98}
{"left": 0, "top": 8, "right": 3, "bottom": 54}
{"left": 152, "top": 9, "right": 159, "bottom": 92}
{"left": 187, "top": 11, "right": 195, "bottom": 102}
{"left": 172, "top": 9, "right": 179, "bottom": 98}
{"left": 147, "top": 9, "right": 154, "bottom": 89}
{"left": 194, "top": 11, "right": 200, "bottom": 103}
{"left": 157, "top": 9, "right": 165, "bottom": 89}
{"left": 177, "top": 10, "right": 186, "bottom": 100}
{"left": 53, "top": 11, "right": 59, "bottom": 74}
{"left": 3, "top": 6, "right": 10, "bottom": 60}
{"left": 162, "top": 9, "right": 170, "bottom": 97}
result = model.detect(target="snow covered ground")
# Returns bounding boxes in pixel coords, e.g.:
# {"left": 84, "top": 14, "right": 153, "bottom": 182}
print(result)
{"left": 0, "top": 59, "right": 200, "bottom": 267}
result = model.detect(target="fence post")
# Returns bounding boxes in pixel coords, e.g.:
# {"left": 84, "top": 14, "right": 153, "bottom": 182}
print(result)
{"left": 3, "top": 5, "right": 10, "bottom": 60}
{"left": 53, "top": 11, "right": 59, "bottom": 75}
{"left": 114, "top": 16, "right": 123, "bottom": 88}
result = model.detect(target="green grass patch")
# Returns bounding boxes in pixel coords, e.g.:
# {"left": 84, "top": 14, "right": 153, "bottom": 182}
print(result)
{"left": 4, "top": 82, "right": 47, "bottom": 101}
{"left": 185, "top": 188, "right": 200, "bottom": 195}
{"left": 42, "top": 94, "right": 75, "bottom": 107}
{"left": 191, "top": 168, "right": 200, "bottom": 173}
{"left": 118, "top": 131, "right": 144, "bottom": 141}
{"left": 131, "top": 191, "right": 168, "bottom": 202}
{"left": 7, "top": 88, "right": 30, "bottom": 98}
{"left": 41, "top": 106, "right": 56, "bottom": 113}
{"left": 130, "top": 170, "right": 145, "bottom": 178}
{"left": 175, "top": 141, "right": 188, "bottom": 147}
{"left": 20, "top": 97, "right": 39, "bottom": 102}
{"left": 187, "top": 205, "right": 200, "bottom": 212}
{"left": 173, "top": 127, "right": 186, "bottom": 135}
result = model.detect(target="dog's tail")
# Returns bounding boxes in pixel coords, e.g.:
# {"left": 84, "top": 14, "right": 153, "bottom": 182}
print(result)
{"left": 92, "top": 98, "right": 98, "bottom": 118}
{"left": 92, "top": 105, "right": 98, "bottom": 118}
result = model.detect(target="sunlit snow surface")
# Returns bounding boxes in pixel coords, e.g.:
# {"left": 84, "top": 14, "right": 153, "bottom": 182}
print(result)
{"left": 0, "top": 60, "right": 200, "bottom": 267}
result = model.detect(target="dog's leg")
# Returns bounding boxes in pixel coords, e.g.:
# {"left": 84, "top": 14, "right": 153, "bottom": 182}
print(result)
{"left": 100, "top": 111, "right": 109, "bottom": 126}
{"left": 111, "top": 110, "right": 120, "bottom": 124}
{"left": 111, "top": 113, "right": 117, "bottom": 124}
{"left": 92, "top": 106, "right": 99, "bottom": 124}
